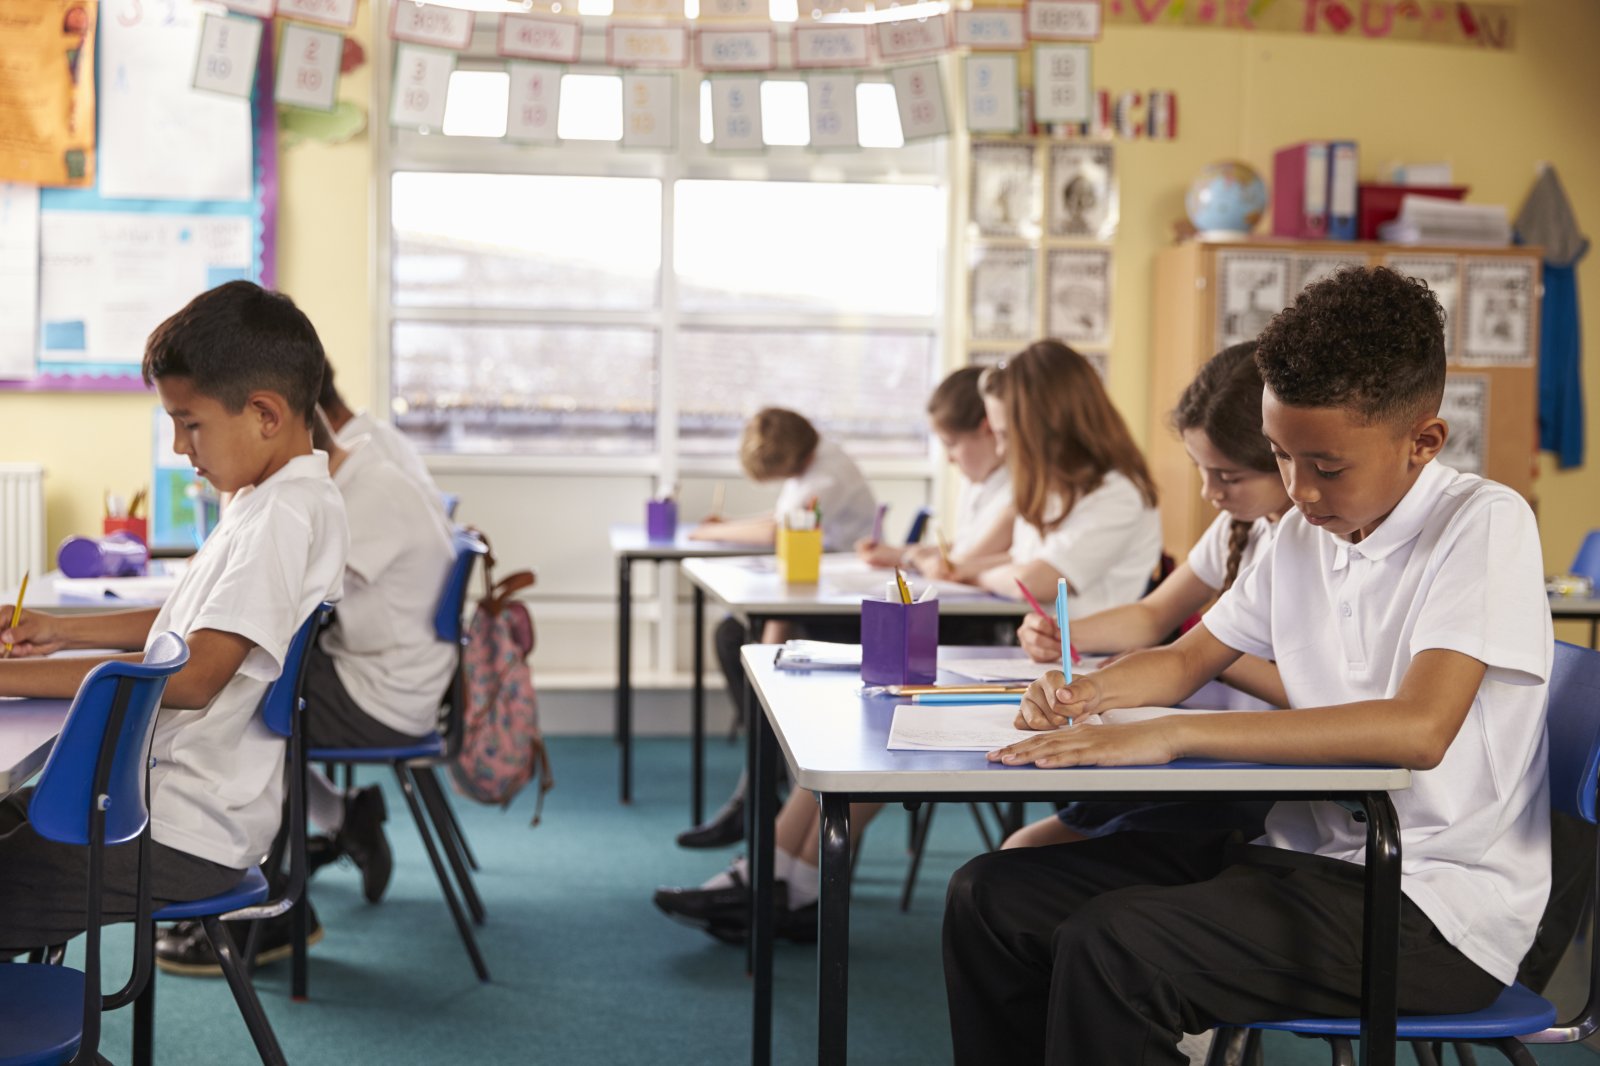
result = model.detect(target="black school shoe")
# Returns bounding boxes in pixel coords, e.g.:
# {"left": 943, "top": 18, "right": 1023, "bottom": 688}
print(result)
{"left": 704, "top": 901, "right": 818, "bottom": 946}
{"left": 154, "top": 907, "right": 324, "bottom": 977}
{"left": 675, "top": 793, "right": 745, "bottom": 849}
{"left": 336, "top": 785, "right": 393, "bottom": 904}
{"left": 653, "top": 871, "right": 817, "bottom": 945}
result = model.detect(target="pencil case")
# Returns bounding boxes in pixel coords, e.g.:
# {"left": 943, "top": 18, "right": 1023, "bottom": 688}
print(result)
{"left": 59, "top": 531, "right": 149, "bottom": 579}
{"left": 776, "top": 527, "right": 822, "bottom": 583}
{"left": 645, "top": 499, "right": 678, "bottom": 541}
{"left": 861, "top": 597, "right": 938, "bottom": 686}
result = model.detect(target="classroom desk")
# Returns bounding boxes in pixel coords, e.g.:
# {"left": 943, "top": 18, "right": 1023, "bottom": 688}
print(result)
{"left": 0, "top": 698, "right": 73, "bottom": 800}
{"left": 681, "top": 555, "right": 1027, "bottom": 830}
{"left": 1550, "top": 593, "right": 1600, "bottom": 649}
{"left": 0, "top": 570, "right": 178, "bottom": 616}
{"left": 738, "top": 645, "right": 1412, "bottom": 1066}
{"left": 610, "top": 525, "right": 775, "bottom": 811}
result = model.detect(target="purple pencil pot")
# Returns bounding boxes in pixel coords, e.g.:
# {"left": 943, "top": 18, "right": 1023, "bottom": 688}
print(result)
{"left": 860, "top": 597, "right": 938, "bottom": 687}
{"left": 646, "top": 499, "right": 679, "bottom": 541}
{"left": 58, "top": 532, "right": 150, "bottom": 579}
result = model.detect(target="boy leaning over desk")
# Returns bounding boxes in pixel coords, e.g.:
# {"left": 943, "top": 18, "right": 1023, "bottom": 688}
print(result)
{"left": 943, "top": 266, "right": 1553, "bottom": 1066}
{"left": 0, "top": 281, "right": 348, "bottom": 956}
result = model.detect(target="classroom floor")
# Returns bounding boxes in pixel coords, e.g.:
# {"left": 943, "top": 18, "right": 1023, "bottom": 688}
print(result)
{"left": 70, "top": 727, "right": 1600, "bottom": 1065}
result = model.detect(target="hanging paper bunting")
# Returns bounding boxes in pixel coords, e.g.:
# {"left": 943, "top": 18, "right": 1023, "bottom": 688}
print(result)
{"left": 806, "top": 72, "right": 859, "bottom": 147}
{"left": 891, "top": 61, "right": 948, "bottom": 140}
{"left": 391, "top": 3, "right": 475, "bottom": 50}
{"left": 708, "top": 74, "right": 764, "bottom": 150}
{"left": 1033, "top": 43, "right": 1090, "bottom": 124}
{"left": 696, "top": 28, "right": 776, "bottom": 71}
{"left": 700, "top": 0, "right": 769, "bottom": 22}
{"left": 876, "top": 16, "right": 950, "bottom": 60}
{"left": 792, "top": 24, "right": 872, "bottom": 68}
{"left": 964, "top": 53, "right": 1019, "bottom": 133}
{"left": 608, "top": 24, "right": 691, "bottom": 67}
{"left": 506, "top": 60, "right": 562, "bottom": 143}
{"left": 955, "top": 9, "right": 1027, "bottom": 49}
{"left": 276, "top": 24, "right": 342, "bottom": 111}
{"left": 278, "top": 0, "right": 357, "bottom": 29}
{"left": 498, "top": 14, "right": 583, "bottom": 62}
{"left": 1026, "top": 0, "right": 1102, "bottom": 41}
{"left": 613, "top": 0, "right": 683, "bottom": 16}
{"left": 193, "top": 13, "right": 263, "bottom": 98}
{"left": 222, "top": 0, "right": 276, "bottom": 20}
{"left": 622, "top": 72, "right": 676, "bottom": 147}
{"left": 390, "top": 43, "right": 455, "bottom": 129}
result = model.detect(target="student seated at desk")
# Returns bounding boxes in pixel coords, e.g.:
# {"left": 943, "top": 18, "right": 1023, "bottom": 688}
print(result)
{"left": 675, "top": 408, "right": 878, "bottom": 849}
{"left": 154, "top": 403, "right": 457, "bottom": 974}
{"left": 944, "top": 267, "right": 1553, "bottom": 1065}
{"left": 1004, "top": 342, "right": 1290, "bottom": 852}
{"left": 0, "top": 281, "right": 347, "bottom": 956}
{"left": 319, "top": 359, "right": 443, "bottom": 511}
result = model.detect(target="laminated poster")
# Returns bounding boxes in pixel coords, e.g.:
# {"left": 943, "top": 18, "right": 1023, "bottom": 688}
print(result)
{"left": 1437, "top": 373, "right": 1488, "bottom": 475}
{"left": 1216, "top": 252, "right": 1291, "bottom": 348}
{"left": 0, "top": 0, "right": 97, "bottom": 187}
{"left": 969, "top": 141, "right": 1035, "bottom": 240}
{"left": 1386, "top": 255, "right": 1460, "bottom": 361}
{"left": 1048, "top": 143, "right": 1115, "bottom": 240}
{"left": 1046, "top": 248, "right": 1111, "bottom": 348}
{"left": 1461, "top": 259, "right": 1537, "bottom": 367}
{"left": 969, "top": 246, "right": 1035, "bottom": 343}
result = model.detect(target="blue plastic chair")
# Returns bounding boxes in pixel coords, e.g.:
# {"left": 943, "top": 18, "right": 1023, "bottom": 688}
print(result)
{"left": 1571, "top": 531, "right": 1600, "bottom": 585}
{"left": 130, "top": 603, "right": 333, "bottom": 1066}
{"left": 0, "top": 632, "right": 189, "bottom": 1066}
{"left": 1207, "top": 640, "right": 1600, "bottom": 1066}
{"left": 300, "top": 528, "right": 491, "bottom": 991}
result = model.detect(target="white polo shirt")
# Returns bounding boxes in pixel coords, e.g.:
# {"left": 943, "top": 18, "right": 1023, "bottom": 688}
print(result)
{"left": 1187, "top": 512, "right": 1276, "bottom": 593}
{"left": 773, "top": 438, "right": 878, "bottom": 551}
{"left": 1009, "top": 471, "right": 1162, "bottom": 618}
{"left": 147, "top": 452, "right": 348, "bottom": 869}
{"left": 952, "top": 463, "right": 1013, "bottom": 557}
{"left": 320, "top": 440, "right": 458, "bottom": 737}
{"left": 1204, "top": 461, "right": 1552, "bottom": 984}
{"left": 338, "top": 410, "right": 441, "bottom": 508}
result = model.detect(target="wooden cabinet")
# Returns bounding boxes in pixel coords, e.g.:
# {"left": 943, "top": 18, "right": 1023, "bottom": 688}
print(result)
{"left": 1149, "top": 239, "right": 1541, "bottom": 558}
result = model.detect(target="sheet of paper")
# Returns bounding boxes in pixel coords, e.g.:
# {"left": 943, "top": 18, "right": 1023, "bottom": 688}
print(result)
{"left": 940, "top": 657, "right": 1053, "bottom": 683}
{"left": 100, "top": 0, "right": 253, "bottom": 202}
{"left": 0, "top": 184, "right": 40, "bottom": 380}
{"left": 193, "top": 14, "right": 264, "bottom": 100}
{"left": 887, "top": 704, "right": 1221, "bottom": 751}
{"left": 773, "top": 640, "right": 862, "bottom": 669}
{"left": 54, "top": 574, "right": 183, "bottom": 603}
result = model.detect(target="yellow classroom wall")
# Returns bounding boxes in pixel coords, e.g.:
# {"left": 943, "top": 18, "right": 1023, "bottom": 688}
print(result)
{"left": 2, "top": 0, "right": 1597, "bottom": 640}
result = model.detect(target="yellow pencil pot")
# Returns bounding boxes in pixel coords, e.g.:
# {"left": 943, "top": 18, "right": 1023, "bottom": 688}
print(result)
{"left": 776, "top": 528, "right": 822, "bottom": 584}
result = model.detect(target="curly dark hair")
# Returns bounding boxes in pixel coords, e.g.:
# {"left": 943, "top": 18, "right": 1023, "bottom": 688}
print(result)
{"left": 1254, "top": 266, "right": 1445, "bottom": 426}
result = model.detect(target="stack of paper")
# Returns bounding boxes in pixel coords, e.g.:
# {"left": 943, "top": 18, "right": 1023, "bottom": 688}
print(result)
{"left": 1379, "top": 196, "right": 1510, "bottom": 246}
{"left": 773, "top": 640, "right": 862, "bottom": 670}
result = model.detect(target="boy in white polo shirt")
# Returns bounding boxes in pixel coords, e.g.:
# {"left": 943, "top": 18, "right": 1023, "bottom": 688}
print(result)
{"left": 0, "top": 281, "right": 347, "bottom": 955}
{"left": 944, "top": 266, "right": 1553, "bottom": 1065}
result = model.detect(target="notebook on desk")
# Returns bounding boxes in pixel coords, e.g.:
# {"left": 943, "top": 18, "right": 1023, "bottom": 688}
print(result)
{"left": 886, "top": 704, "right": 1237, "bottom": 751}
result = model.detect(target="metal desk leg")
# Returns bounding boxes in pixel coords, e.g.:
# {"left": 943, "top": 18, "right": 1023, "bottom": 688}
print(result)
{"left": 817, "top": 792, "right": 852, "bottom": 1066}
{"left": 745, "top": 616, "right": 762, "bottom": 977}
{"left": 692, "top": 584, "right": 706, "bottom": 826}
{"left": 617, "top": 555, "right": 632, "bottom": 805}
{"left": 1358, "top": 791, "right": 1402, "bottom": 1066}
{"left": 751, "top": 673, "right": 777, "bottom": 1066}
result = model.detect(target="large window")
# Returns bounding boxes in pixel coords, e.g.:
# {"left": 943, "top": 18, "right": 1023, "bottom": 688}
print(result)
{"left": 382, "top": 50, "right": 947, "bottom": 468}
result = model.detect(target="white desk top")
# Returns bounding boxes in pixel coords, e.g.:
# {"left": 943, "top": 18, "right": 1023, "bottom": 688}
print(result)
{"left": 0, "top": 698, "right": 73, "bottom": 798}
{"left": 609, "top": 524, "right": 776, "bottom": 560}
{"left": 2, "top": 569, "right": 179, "bottom": 615}
{"left": 685, "top": 554, "right": 1028, "bottom": 618}
{"left": 742, "top": 644, "right": 1411, "bottom": 795}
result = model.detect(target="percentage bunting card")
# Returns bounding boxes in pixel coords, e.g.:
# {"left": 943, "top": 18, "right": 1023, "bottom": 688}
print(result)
{"left": 275, "top": 23, "right": 343, "bottom": 111}
{"left": 192, "top": 14, "right": 264, "bottom": 99}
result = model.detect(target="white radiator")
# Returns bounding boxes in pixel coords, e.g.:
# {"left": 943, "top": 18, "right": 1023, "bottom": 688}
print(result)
{"left": 0, "top": 463, "right": 45, "bottom": 590}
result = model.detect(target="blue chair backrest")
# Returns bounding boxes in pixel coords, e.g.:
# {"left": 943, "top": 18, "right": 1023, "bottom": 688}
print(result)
{"left": 903, "top": 507, "right": 931, "bottom": 546}
{"left": 1547, "top": 641, "right": 1600, "bottom": 823}
{"left": 261, "top": 603, "right": 335, "bottom": 738}
{"left": 1572, "top": 531, "right": 1600, "bottom": 585}
{"left": 433, "top": 529, "right": 488, "bottom": 644}
{"left": 29, "top": 632, "right": 190, "bottom": 848}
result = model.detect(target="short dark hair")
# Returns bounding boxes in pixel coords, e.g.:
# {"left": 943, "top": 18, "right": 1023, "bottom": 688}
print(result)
{"left": 1255, "top": 266, "right": 1445, "bottom": 427}
{"left": 317, "top": 358, "right": 341, "bottom": 412}
{"left": 142, "top": 281, "right": 325, "bottom": 423}
{"left": 926, "top": 366, "right": 986, "bottom": 436}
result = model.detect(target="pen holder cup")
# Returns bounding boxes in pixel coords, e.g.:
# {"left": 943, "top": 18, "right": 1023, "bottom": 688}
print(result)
{"left": 645, "top": 500, "right": 678, "bottom": 541}
{"left": 776, "top": 528, "right": 823, "bottom": 584}
{"left": 860, "top": 597, "right": 939, "bottom": 687}
{"left": 103, "top": 516, "right": 149, "bottom": 546}
{"left": 59, "top": 531, "right": 150, "bottom": 579}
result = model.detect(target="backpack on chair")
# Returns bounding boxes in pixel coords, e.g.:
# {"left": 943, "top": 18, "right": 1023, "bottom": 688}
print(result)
{"left": 449, "top": 538, "right": 554, "bottom": 825}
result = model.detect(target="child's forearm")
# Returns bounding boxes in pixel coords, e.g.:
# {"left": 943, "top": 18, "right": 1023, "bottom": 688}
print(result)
{"left": 0, "top": 653, "right": 138, "bottom": 699}
{"left": 1217, "top": 655, "right": 1288, "bottom": 708}
{"left": 695, "top": 516, "right": 777, "bottom": 544}
{"left": 60, "top": 609, "right": 160, "bottom": 650}
{"left": 1071, "top": 602, "right": 1170, "bottom": 654}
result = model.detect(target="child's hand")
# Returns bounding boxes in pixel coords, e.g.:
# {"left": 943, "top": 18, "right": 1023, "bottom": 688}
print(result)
{"left": 1014, "top": 671, "right": 1100, "bottom": 731}
{"left": 687, "top": 521, "right": 721, "bottom": 540}
{"left": 1, "top": 610, "right": 66, "bottom": 658}
{"left": 1017, "top": 613, "right": 1061, "bottom": 663}
{"left": 921, "top": 553, "right": 961, "bottom": 582}
{"left": 988, "top": 717, "right": 1180, "bottom": 769}
{"left": 854, "top": 539, "right": 901, "bottom": 568}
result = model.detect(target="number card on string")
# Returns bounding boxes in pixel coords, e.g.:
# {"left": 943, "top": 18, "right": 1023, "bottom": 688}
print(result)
{"left": 697, "top": 28, "right": 776, "bottom": 71}
{"left": 807, "top": 73, "right": 859, "bottom": 148}
{"left": 391, "top": 44, "right": 455, "bottom": 129}
{"left": 276, "top": 24, "right": 342, "bottom": 111}
{"left": 892, "top": 62, "right": 949, "bottom": 140}
{"left": 1033, "top": 43, "right": 1091, "bottom": 124}
{"left": 278, "top": 0, "right": 358, "bottom": 29}
{"left": 193, "top": 14, "right": 263, "bottom": 99}
{"left": 701, "top": 0, "right": 768, "bottom": 20}
{"left": 709, "top": 76, "right": 764, "bottom": 151}
{"left": 954, "top": 8, "right": 1026, "bottom": 49}
{"left": 223, "top": 0, "right": 276, "bottom": 20}
{"left": 1026, "top": 0, "right": 1102, "bottom": 40}
{"left": 506, "top": 61, "right": 561, "bottom": 143}
{"left": 622, "top": 72, "right": 676, "bottom": 148}
{"left": 964, "top": 54, "right": 1019, "bottom": 133}
{"left": 497, "top": 14, "right": 583, "bottom": 62}
{"left": 792, "top": 24, "right": 870, "bottom": 68}
{"left": 877, "top": 16, "right": 951, "bottom": 60}
{"left": 391, "top": 3, "right": 475, "bottom": 50}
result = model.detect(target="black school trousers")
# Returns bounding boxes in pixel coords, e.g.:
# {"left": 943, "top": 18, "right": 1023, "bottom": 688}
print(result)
{"left": 943, "top": 831, "right": 1503, "bottom": 1066}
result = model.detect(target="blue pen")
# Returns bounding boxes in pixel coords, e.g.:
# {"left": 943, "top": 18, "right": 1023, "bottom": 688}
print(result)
{"left": 1055, "top": 577, "right": 1073, "bottom": 726}
{"left": 911, "top": 692, "right": 1025, "bottom": 705}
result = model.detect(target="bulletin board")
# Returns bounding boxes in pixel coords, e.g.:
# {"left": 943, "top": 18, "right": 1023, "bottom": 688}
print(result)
{"left": 0, "top": 1, "right": 277, "bottom": 393}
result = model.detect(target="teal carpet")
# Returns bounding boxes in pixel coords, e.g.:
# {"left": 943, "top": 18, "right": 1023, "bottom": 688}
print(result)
{"left": 63, "top": 735, "right": 1598, "bottom": 1064}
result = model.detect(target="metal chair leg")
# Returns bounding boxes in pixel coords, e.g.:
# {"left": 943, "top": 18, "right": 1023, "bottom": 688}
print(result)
{"left": 1329, "top": 1035, "right": 1355, "bottom": 1066}
{"left": 1411, "top": 1041, "right": 1442, "bottom": 1066}
{"left": 131, "top": 929, "right": 155, "bottom": 1066}
{"left": 1204, "top": 1028, "right": 1246, "bottom": 1066}
{"left": 396, "top": 765, "right": 490, "bottom": 981}
{"left": 966, "top": 803, "right": 998, "bottom": 852}
{"left": 415, "top": 765, "right": 486, "bottom": 926}
{"left": 201, "top": 915, "right": 287, "bottom": 1066}
{"left": 425, "top": 765, "right": 479, "bottom": 871}
{"left": 899, "top": 803, "right": 938, "bottom": 912}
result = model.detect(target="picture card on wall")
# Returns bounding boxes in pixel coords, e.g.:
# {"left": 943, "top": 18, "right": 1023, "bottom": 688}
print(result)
{"left": 391, "top": 2, "right": 476, "bottom": 50}
{"left": 1046, "top": 248, "right": 1112, "bottom": 348}
{"left": 1461, "top": 258, "right": 1537, "bottom": 366}
{"left": 807, "top": 73, "right": 860, "bottom": 149}
{"left": 891, "top": 62, "right": 949, "bottom": 141}
{"left": 1438, "top": 373, "right": 1489, "bottom": 474}
{"left": 969, "top": 246, "right": 1036, "bottom": 343}
{"left": 506, "top": 61, "right": 562, "bottom": 143}
{"left": 622, "top": 72, "right": 676, "bottom": 148}
{"left": 192, "top": 14, "right": 263, "bottom": 99}
{"left": 1033, "top": 44, "right": 1091, "bottom": 124}
{"left": 964, "top": 54, "right": 1019, "bottom": 134}
{"left": 390, "top": 44, "right": 456, "bottom": 129}
{"left": 1215, "top": 252, "right": 1291, "bottom": 348}
{"left": 1049, "top": 142, "right": 1116, "bottom": 239}
{"left": 709, "top": 75, "right": 764, "bottom": 151}
{"left": 954, "top": 8, "right": 1026, "bottom": 49}
{"left": 608, "top": 24, "right": 690, "bottom": 68}
{"left": 970, "top": 141, "right": 1037, "bottom": 239}
{"left": 792, "top": 24, "right": 870, "bottom": 68}
{"left": 278, "top": 0, "right": 357, "bottom": 29}
{"left": 276, "top": 24, "right": 343, "bottom": 112}
{"left": 497, "top": 14, "right": 583, "bottom": 62}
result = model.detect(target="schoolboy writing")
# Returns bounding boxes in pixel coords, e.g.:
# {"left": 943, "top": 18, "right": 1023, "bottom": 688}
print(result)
{"left": 944, "top": 267, "right": 1553, "bottom": 1064}
{"left": 0, "top": 281, "right": 348, "bottom": 954}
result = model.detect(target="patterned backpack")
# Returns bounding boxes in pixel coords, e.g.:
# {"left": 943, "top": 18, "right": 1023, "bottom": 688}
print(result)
{"left": 449, "top": 543, "right": 553, "bottom": 825}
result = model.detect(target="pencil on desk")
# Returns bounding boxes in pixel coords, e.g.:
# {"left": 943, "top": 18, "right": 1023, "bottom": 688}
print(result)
{"left": 3, "top": 570, "right": 30, "bottom": 659}
{"left": 889, "top": 684, "right": 1029, "bottom": 696}
{"left": 710, "top": 481, "right": 725, "bottom": 521}
{"left": 934, "top": 526, "right": 951, "bottom": 569}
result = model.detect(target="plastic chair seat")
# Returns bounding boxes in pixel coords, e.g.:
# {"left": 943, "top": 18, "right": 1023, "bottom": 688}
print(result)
{"left": 151, "top": 865, "right": 269, "bottom": 921}
{"left": 0, "top": 964, "right": 87, "bottom": 1065}
{"left": 1242, "top": 982, "right": 1558, "bottom": 1040}
{"left": 307, "top": 732, "right": 446, "bottom": 765}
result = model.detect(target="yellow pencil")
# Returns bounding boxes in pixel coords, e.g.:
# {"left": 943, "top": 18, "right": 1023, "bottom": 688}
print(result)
{"left": 934, "top": 526, "right": 952, "bottom": 569}
{"left": 3, "top": 570, "right": 30, "bottom": 660}
{"left": 893, "top": 567, "right": 912, "bottom": 605}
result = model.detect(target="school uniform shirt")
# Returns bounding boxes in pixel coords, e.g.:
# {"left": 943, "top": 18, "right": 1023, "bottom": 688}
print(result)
{"left": 1008, "top": 471, "right": 1162, "bottom": 618}
{"left": 320, "top": 439, "right": 458, "bottom": 737}
{"left": 1187, "top": 511, "right": 1276, "bottom": 594}
{"left": 337, "top": 410, "right": 441, "bottom": 507}
{"left": 773, "top": 437, "right": 878, "bottom": 551}
{"left": 951, "top": 463, "right": 1013, "bottom": 557}
{"left": 1204, "top": 461, "right": 1553, "bottom": 985}
{"left": 146, "top": 452, "right": 349, "bottom": 870}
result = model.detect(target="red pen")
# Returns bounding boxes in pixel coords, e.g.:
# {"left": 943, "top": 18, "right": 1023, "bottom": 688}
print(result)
{"left": 1015, "top": 578, "right": 1081, "bottom": 664}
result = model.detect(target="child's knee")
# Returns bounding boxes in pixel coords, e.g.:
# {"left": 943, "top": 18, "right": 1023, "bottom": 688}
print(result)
{"left": 944, "top": 849, "right": 1015, "bottom": 925}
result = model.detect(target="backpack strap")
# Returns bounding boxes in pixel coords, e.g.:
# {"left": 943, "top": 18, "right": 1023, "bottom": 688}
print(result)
{"left": 465, "top": 526, "right": 538, "bottom": 616}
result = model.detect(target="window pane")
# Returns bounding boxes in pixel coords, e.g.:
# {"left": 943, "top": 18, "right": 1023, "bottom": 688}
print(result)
{"left": 761, "top": 81, "right": 809, "bottom": 146}
{"left": 856, "top": 82, "right": 904, "bottom": 148}
{"left": 392, "top": 172, "right": 661, "bottom": 310}
{"left": 392, "top": 322, "right": 657, "bottom": 455}
{"left": 443, "top": 71, "right": 509, "bottom": 138}
{"left": 674, "top": 179, "right": 942, "bottom": 314}
{"left": 557, "top": 74, "right": 623, "bottom": 141}
{"left": 675, "top": 328, "right": 933, "bottom": 458}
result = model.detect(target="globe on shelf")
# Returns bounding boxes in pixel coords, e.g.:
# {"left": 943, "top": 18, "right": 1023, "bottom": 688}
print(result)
{"left": 1185, "top": 161, "right": 1269, "bottom": 240}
